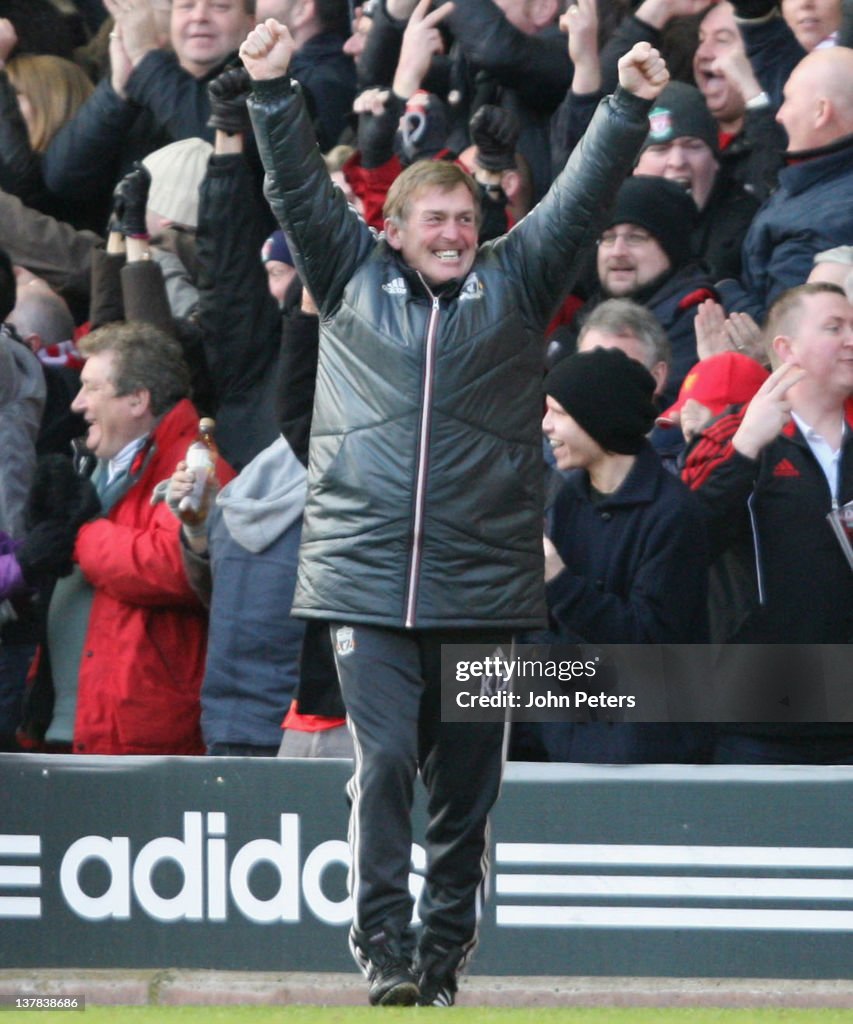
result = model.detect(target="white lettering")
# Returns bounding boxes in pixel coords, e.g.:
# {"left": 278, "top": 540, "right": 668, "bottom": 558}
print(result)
{"left": 229, "top": 814, "right": 300, "bottom": 923}
{"left": 132, "top": 812, "right": 203, "bottom": 922}
{"left": 60, "top": 836, "right": 130, "bottom": 921}
{"left": 302, "top": 840, "right": 351, "bottom": 924}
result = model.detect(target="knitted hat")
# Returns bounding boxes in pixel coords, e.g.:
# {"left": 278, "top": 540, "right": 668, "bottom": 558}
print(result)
{"left": 544, "top": 347, "right": 657, "bottom": 455}
{"left": 261, "top": 229, "right": 294, "bottom": 266}
{"left": 142, "top": 138, "right": 213, "bottom": 228}
{"left": 657, "top": 351, "right": 769, "bottom": 427}
{"left": 642, "top": 81, "right": 719, "bottom": 157}
{"left": 604, "top": 175, "right": 698, "bottom": 270}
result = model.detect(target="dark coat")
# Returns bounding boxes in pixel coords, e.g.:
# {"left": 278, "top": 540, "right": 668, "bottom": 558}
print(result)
{"left": 721, "top": 134, "right": 853, "bottom": 321}
{"left": 43, "top": 49, "right": 223, "bottom": 203}
{"left": 541, "top": 441, "right": 711, "bottom": 764}
{"left": 685, "top": 401, "right": 853, "bottom": 644}
{"left": 551, "top": 262, "right": 719, "bottom": 407}
{"left": 0, "top": 71, "right": 107, "bottom": 232}
{"left": 693, "top": 171, "right": 759, "bottom": 281}
{"left": 547, "top": 442, "right": 709, "bottom": 644}
{"left": 196, "top": 152, "right": 280, "bottom": 471}
{"left": 290, "top": 31, "right": 356, "bottom": 153}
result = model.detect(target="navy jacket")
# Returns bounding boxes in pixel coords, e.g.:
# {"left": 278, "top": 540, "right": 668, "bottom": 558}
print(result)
{"left": 547, "top": 442, "right": 709, "bottom": 644}
{"left": 43, "top": 49, "right": 221, "bottom": 203}
{"left": 541, "top": 442, "right": 711, "bottom": 764}
{"left": 721, "top": 134, "right": 853, "bottom": 321}
{"left": 290, "top": 31, "right": 356, "bottom": 153}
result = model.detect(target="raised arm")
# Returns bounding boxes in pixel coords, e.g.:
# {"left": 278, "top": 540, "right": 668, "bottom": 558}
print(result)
{"left": 242, "top": 19, "right": 375, "bottom": 316}
{"left": 499, "top": 42, "right": 669, "bottom": 329}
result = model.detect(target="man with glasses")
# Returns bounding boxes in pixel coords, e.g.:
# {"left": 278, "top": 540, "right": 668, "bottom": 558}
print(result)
{"left": 550, "top": 174, "right": 719, "bottom": 404}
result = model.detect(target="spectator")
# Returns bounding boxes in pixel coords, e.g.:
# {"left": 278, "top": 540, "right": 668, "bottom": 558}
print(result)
{"left": 42, "top": 0, "right": 255, "bottom": 208}
{"left": 731, "top": 0, "right": 841, "bottom": 110}
{"left": 573, "top": 297, "right": 680, "bottom": 468}
{"left": 0, "top": 252, "right": 45, "bottom": 542}
{"left": 684, "top": 282, "right": 853, "bottom": 761}
{"left": 0, "top": 249, "right": 46, "bottom": 749}
{"left": 6, "top": 269, "right": 86, "bottom": 457}
{"left": 141, "top": 137, "right": 214, "bottom": 319}
{"left": 720, "top": 46, "right": 853, "bottom": 320}
{"left": 257, "top": 0, "right": 356, "bottom": 151}
{"left": 363, "top": 0, "right": 570, "bottom": 203}
{"left": 196, "top": 63, "right": 281, "bottom": 469}
{"left": 0, "top": 188, "right": 102, "bottom": 323}
{"left": 550, "top": 175, "right": 717, "bottom": 405}
{"left": 576, "top": 298, "right": 671, "bottom": 398}
{"left": 0, "top": 44, "right": 104, "bottom": 232}
{"left": 634, "top": 81, "right": 759, "bottom": 278}
{"left": 162, "top": 284, "right": 347, "bottom": 758}
{"left": 343, "top": 0, "right": 375, "bottom": 67}
{"left": 692, "top": 1, "right": 786, "bottom": 201}
{"left": 32, "top": 321, "right": 233, "bottom": 755}
{"left": 165, "top": 429, "right": 309, "bottom": 757}
{"left": 242, "top": 13, "right": 668, "bottom": 1008}
{"left": 656, "top": 349, "right": 769, "bottom": 442}
{"left": 261, "top": 229, "right": 297, "bottom": 308}
{"left": 540, "top": 346, "right": 711, "bottom": 763}
{"left": 808, "top": 244, "right": 853, "bottom": 294}
{"left": 446, "top": 0, "right": 570, "bottom": 202}
{"left": 552, "top": 0, "right": 786, "bottom": 200}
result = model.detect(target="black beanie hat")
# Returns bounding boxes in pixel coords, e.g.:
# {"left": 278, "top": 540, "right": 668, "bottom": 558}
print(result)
{"left": 603, "top": 175, "right": 698, "bottom": 270}
{"left": 544, "top": 347, "right": 657, "bottom": 455}
{"left": 641, "top": 81, "right": 720, "bottom": 157}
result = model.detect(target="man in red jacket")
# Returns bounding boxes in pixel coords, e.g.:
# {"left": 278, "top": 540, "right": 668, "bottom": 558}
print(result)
{"left": 39, "top": 321, "right": 232, "bottom": 755}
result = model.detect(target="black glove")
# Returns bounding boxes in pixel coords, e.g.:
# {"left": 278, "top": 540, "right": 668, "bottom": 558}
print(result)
{"left": 17, "top": 519, "right": 78, "bottom": 581}
{"left": 112, "top": 161, "right": 151, "bottom": 238}
{"left": 469, "top": 104, "right": 519, "bottom": 173}
{"left": 207, "top": 63, "right": 252, "bottom": 135}
{"left": 27, "top": 455, "right": 101, "bottom": 532}
{"left": 729, "top": 0, "right": 776, "bottom": 18}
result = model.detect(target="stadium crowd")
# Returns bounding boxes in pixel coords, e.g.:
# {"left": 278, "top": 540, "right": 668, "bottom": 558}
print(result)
{"left": 0, "top": 0, "right": 851, "bottom": 773}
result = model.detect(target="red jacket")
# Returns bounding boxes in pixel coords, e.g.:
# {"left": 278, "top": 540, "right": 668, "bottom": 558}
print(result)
{"left": 72, "top": 398, "right": 234, "bottom": 755}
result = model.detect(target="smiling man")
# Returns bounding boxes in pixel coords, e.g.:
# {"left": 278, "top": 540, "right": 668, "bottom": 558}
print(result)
{"left": 241, "top": 11, "right": 669, "bottom": 1008}
{"left": 634, "top": 81, "right": 758, "bottom": 278}
{"left": 685, "top": 282, "right": 853, "bottom": 763}
{"left": 42, "top": 322, "right": 232, "bottom": 756}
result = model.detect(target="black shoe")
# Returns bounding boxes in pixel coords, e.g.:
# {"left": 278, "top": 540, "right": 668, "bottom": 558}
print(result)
{"left": 354, "top": 927, "right": 420, "bottom": 1007}
{"left": 415, "top": 940, "right": 463, "bottom": 1007}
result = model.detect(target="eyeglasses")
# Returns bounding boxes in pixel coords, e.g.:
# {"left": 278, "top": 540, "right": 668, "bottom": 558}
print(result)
{"left": 598, "top": 229, "right": 654, "bottom": 249}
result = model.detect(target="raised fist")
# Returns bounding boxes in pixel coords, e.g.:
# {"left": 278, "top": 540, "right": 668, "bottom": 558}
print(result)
{"left": 112, "top": 162, "right": 151, "bottom": 238}
{"left": 207, "top": 63, "right": 252, "bottom": 135}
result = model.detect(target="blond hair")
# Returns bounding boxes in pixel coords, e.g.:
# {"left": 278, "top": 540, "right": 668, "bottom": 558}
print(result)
{"left": 6, "top": 54, "right": 93, "bottom": 152}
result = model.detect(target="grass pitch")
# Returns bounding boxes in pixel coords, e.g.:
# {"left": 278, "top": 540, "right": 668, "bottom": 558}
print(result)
{"left": 10, "top": 1008, "right": 853, "bottom": 1023}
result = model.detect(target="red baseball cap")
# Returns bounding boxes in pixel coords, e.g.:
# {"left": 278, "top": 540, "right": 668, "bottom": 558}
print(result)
{"left": 657, "top": 352, "right": 769, "bottom": 428}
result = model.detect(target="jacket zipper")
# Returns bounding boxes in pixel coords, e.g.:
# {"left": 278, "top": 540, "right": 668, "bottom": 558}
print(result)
{"left": 405, "top": 289, "right": 440, "bottom": 628}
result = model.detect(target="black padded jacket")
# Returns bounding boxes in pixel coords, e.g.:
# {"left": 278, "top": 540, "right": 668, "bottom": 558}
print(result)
{"left": 248, "top": 75, "right": 652, "bottom": 629}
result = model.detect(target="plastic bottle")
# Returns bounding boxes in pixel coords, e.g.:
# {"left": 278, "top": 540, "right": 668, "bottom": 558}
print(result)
{"left": 178, "top": 418, "right": 218, "bottom": 525}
